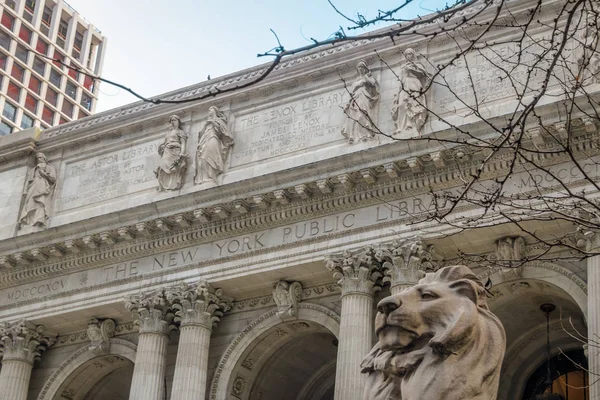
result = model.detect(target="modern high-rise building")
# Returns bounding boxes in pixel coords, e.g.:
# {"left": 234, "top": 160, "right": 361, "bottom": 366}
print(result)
{"left": 0, "top": 0, "right": 105, "bottom": 136}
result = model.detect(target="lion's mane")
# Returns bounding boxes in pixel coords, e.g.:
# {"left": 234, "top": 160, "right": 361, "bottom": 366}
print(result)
{"left": 361, "top": 265, "right": 506, "bottom": 400}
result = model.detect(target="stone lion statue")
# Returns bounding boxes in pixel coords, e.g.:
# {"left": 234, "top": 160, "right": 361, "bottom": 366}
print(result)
{"left": 361, "top": 265, "right": 506, "bottom": 400}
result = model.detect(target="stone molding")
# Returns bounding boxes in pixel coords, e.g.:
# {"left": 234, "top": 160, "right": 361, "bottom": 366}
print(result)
{"left": 325, "top": 246, "right": 383, "bottom": 296}
{"left": 165, "top": 280, "right": 232, "bottom": 329}
{"left": 35, "top": 338, "right": 137, "bottom": 400}
{"left": 375, "top": 238, "right": 440, "bottom": 289}
{"left": 0, "top": 319, "right": 55, "bottom": 363}
{"left": 209, "top": 302, "right": 340, "bottom": 400}
{"left": 272, "top": 280, "right": 303, "bottom": 320}
{"left": 86, "top": 318, "right": 115, "bottom": 355}
{"left": 124, "top": 290, "right": 174, "bottom": 335}
{"left": 0, "top": 120, "right": 596, "bottom": 288}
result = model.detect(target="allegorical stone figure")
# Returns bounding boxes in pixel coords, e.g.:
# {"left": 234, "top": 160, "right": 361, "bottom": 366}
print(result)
{"left": 578, "top": 6, "right": 600, "bottom": 84}
{"left": 341, "top": 60, "right": 380, "bottom": 143}
{"left": 361, "top": 265, "right": 506, "bottom": 400}
{"left": 195, "top": 106, "right": 234, "bottom": 185}
{"left": 155, "top": 115, "right": 188, "bottom": 191}
{"left": 391, "top": 48, "right": 431, "bottom": 136}
{"left": 19, "top": 152, "right": 56, "bottom": 230}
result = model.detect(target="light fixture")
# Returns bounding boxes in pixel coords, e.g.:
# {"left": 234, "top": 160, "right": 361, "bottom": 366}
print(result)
{"left": 535, "top": 303, "right": 558, "bottom": 400}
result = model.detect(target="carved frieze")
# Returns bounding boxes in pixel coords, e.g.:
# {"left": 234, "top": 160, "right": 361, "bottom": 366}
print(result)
{"left": 165, "top": 280, "right": 232, "bottom": 329}
{"left": 341, "top": 60, "right": 380, "bottom": 143}
{"left": 18, "top": 152, "right": 57, "bottom": 233}
{"left": 86, "top": 318, "right": 115, "bottom": 354}
{"left": 155, "top": 115, "right": 188, "bottom": 191}
{"left": 0, "top": 319, "right": 55, "bottom": 363}
{"left": 325, "top": 246, "right": 383, "bottom": 296}
{"left": 272, "top": 280, "right": 303, "bottom": 320}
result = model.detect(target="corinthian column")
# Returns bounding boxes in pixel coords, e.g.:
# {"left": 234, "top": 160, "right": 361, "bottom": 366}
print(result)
{"left": 585, "top": 230, "right": 600, "bottom": 400}
{"left": 166, "top": 281, "right": 232, "bottom": 400}
{"left": 326, "top": 246, "right": 382, "bottom": 400}
{"left": 0, "top": 320, "right": 55, "bottom": 400}
{"left": 124, "top": 290, "right": 173, "bottom": 400}
{"left": 375, "top": 238, "right": 439, "bottom": 295}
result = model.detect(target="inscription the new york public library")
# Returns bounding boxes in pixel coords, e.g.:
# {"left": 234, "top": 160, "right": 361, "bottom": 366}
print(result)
{"left": 232, "top": 90, "right": 347, "bottom": 166}
{"left": 59, "top": 140, "right": 161, "bottom": 210}
{"left": 3, "top": 198, "right": 435, "bottom": 304}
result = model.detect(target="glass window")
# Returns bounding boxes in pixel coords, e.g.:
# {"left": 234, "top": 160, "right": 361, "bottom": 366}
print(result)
{"left": 1, "top": 11, "right": 15, "bottom": 30}
{"left": 36, "top": 39, "right": 48, "bottom": 55}
{"left": 28, "top": 75, "right": 41, "bottom": 94}
{"left": 0, "top": 120, "right": 12, "bottom": 136}
{"left": 24, "top": 0, "right": 36, "bottom": 12}
{"left": 45, "top": 88, "right": 58, "bottom": 106}
{"left": 42, "top": 106, "right": 54, "bottom": 125}
{"left": 65, "top": 80, "right": 77, "bottom": 99}
{"left": 81, "top": 93, "right": 92, "bottom": 111}
{"left": 68, "top": 67, "right": 79, "bottom": 80}
{"left": 0, "top": 52, "right": 6, "bottom": 70}
{"left": 52, "top": 49, "right": 64, "bottom": 68}
{"left": 41, "top": 6, "right": 52, "bottom": 26}
{"left": 25, "top": 94, "right": 37, "bottom": 114}
{"left": 18, "top": 26, "right": 32, "bottom": 44}
{"left": 62, "top": 100, "right": 74, "bottom": 118}
{"left": 0, "top": 29, "right": 10, "bottom": 50}
{"left": 83, "top": 75, "right": 95, "bottom": 92}
{"left": 32, "top": 57, "right": 45, "bottom": 76}
{"left": 11, "top": 63, "right": 24, "bottom": 82}
{"left": 74, "top": 31, "right": 83, "bottom": 50}
{"left": 3, "top": 102, "right": 17, "bottom": 121}
{"left": 49, "top": 69, "right": 61, "bottom": 88}
{"left": 59, "top": 117, "right": 67, "bottom": 125}
{"left": 15, "top": 44, "right": 28, "bottom": 64}
{"left": 20, "top": 113, "right": 34, "bottom": 129}
{"left": 7, "top": 81, "right": 20, "bottom": 102}
{"left": 58, "top": 19, "right": 68, "bottom": 39}
{"left": 5, "top": 1, "right": 16, "bottom": 11}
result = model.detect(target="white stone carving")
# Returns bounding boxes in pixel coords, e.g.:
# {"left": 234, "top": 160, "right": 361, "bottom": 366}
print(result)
{"left": 325, "top": 246, "right": 383, "bottom": 296}
{"left": 86, "top": 318, "right": 115, "bottom": 354}
{"left": 124, "top": 289, "right": 174, "bottom": 334}
{"left": 155, "top": 115, "right": 188, "bottom": 191}
{"left": 272, "top": 280, "right": 303, "bottom": 319}
{"left": 18, "top": 152, "right": 56, "bottom": 232}
{"left": 341, "top": 60, "right": 380, "bottom": 143}
{"left": 577, "top": 3, "right": 600, "bottom": 84}
{"left": 495, "top": 236, "right": 526, "bottom": 262}
{"left": 361, "top": 266, "right": 506, "bottom": 400}
{"left": 0, "top": 319, "right": 55, "bottom": 362}
{"left": 375, "top": 238, "right": 440, "bottom": 294}
{"left": 165, "top": 280, "right": 232, "bottom": 328}
{"left": 391, "top": 48, "right": 431, "bottom": 136}
{"left": 194, "top": 106, "right": 234, "bottom": 185}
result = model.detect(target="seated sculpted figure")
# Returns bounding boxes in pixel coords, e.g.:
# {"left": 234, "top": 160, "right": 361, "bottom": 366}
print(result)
{"left": 361, "top": 265, "right": 506, "bottom": 400}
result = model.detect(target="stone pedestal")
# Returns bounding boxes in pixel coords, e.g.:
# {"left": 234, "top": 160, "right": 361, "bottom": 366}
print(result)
{"left": 375, "top": 238, "right": 438, "bottom": 295}
{"left": 124, "top": 291, "right": 173, "bottom": 400}
{"left": 326, "top": 247, "right": 382, "bottom": 400}
{"left": 587, "top": 232, "right": 600, "bottom": 400}
{"left": 166, "top": 281, "right": 232, "bottom": 400}
{"left": 0, "top": 320, "right": 54, "bottom": 400}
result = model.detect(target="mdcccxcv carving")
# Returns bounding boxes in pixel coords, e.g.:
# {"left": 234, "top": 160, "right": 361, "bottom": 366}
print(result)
{"left": 361, "top": 265, "right": 506, "bottom": 400}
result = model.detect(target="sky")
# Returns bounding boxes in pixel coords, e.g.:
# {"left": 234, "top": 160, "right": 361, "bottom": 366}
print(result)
{"left": 65, "top": 0, "right": 450, "bottom": 113}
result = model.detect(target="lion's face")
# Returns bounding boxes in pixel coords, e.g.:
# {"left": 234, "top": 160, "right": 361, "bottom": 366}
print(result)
{"left": 375, "top": 279, "right": 479, "bottom": 352}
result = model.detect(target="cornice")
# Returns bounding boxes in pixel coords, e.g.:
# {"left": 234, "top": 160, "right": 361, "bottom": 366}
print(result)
{"left": 0, "top": 119, "right": 596, "bottom": 288}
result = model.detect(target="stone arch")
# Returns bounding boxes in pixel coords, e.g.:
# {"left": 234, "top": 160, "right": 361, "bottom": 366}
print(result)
{"left": 209, "top": 302, "right": 340, "bottom": 400}
{"left": 36, "top": 338, "right": 137, "bottom": 400}
{"left": 479, "top": 261, "right": 587, "bottom": 320}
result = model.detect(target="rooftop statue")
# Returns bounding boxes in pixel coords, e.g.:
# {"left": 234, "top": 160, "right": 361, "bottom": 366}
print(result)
{"left": 155, "top": 115, "right": 188, "bottom": 191}
{"left": 19, "top": 152, "right": 56, "bottom": 231}
{"left": 194, "top": 106, "right": 234, "bottom": 185}
{"left": 341, "top": 60, "right": 380, "bottom": 143}
{"left": 361, "top": 265, "right": 506, "bottom": 400}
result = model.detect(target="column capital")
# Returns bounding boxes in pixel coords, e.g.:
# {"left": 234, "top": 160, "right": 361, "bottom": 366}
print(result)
{"left": 325, "top": 246, "right": 383, "bottom": 297}
{"left": 165, "top": 281, "right": 232, "bottom": 330}
{"left": 124, "top": 290, "right": 174, "bottom": 335}
{"left": 0, "top": 320, "right": 55, "bottom": 363}
{"left": 375, "top": 238, "right": 440, "bottom": 292}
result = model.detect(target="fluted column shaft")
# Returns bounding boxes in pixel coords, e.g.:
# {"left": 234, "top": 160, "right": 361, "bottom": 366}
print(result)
{"left": 0, "top": 359, "right": 33, "bottom": 400}
{"left": 170, "top": 324, "right": 212, "bottom": 400}
{"left": 129, "top": 330, "right": 169, "bottom": 400}
{"left": 326, "top": 248, "right": 381, "bottom": 400}
{"left": 125, "top": 292, "right": 173, "bottom": 400}
{"left": 0, "top": 320, "right": 53, "bottom": 400}
{"left": 588, "top": 233, "right": 600, "bottom": 400}
{"left": 335, "top": 291, "right": 374, "bottom": 400}
{"left": 166, "top": 281, "right": 232, "bottom": 400}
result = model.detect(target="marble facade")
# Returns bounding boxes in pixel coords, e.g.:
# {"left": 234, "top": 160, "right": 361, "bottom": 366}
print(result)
{"left": 0, "top": 0, "right": 596, "bottom": 399}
